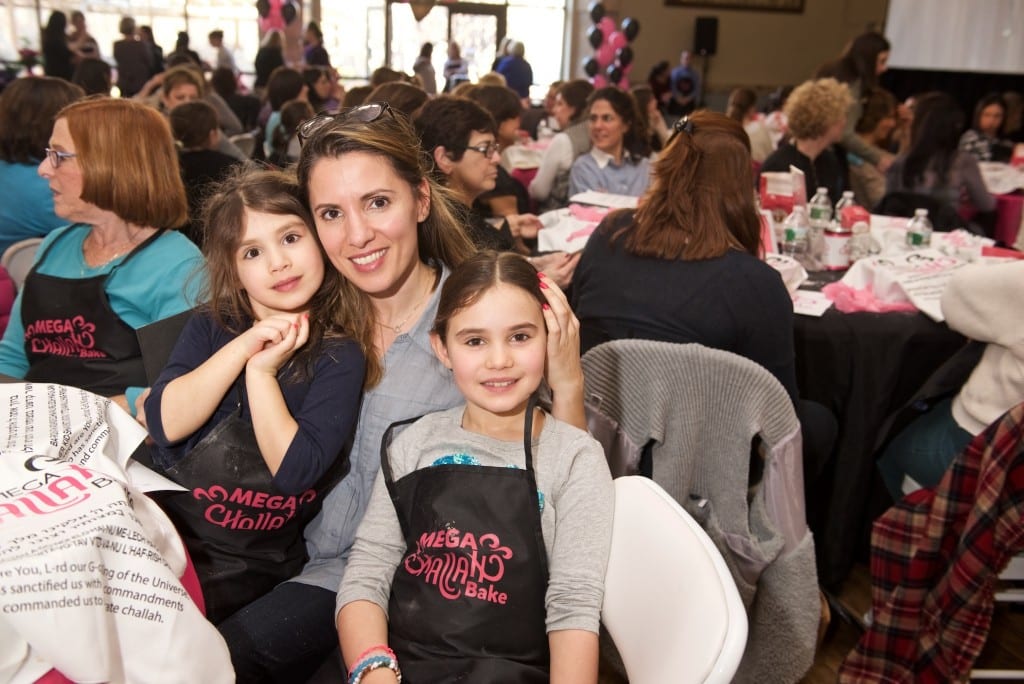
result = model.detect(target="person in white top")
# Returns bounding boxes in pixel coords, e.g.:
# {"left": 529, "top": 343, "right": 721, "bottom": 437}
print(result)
{"left": 528, "top": 80, "right": 594, "bottom": 211}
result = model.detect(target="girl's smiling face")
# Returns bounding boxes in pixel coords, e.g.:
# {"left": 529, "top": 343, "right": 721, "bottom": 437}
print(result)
{"left": 431, "top": 284, "right": 547, "bottom": 431}
{"left": 235, "top": 209, "right": 325, "bottom": 320}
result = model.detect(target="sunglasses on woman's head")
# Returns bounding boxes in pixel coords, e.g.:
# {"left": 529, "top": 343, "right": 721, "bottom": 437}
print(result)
{"left": 297, "top": 102, "right": 394, "bottom": 146}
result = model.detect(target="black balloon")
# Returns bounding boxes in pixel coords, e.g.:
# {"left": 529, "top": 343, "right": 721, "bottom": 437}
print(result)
{"left": 582, "top": 57, "right": 599, "bottom": 78}
{"left": 587, "top": 26, "right": 603, "bottom": 49}
{"left": 606, "top": 64, "right": 622, "bottom": 83}
{"left": 621, "top": 17, "right": 640, "bottom": 42}
{"left": 588, "top": 1, "right": 606, "bottom": 24}
{"left": 281, "top": 1, "right": 297, "bottom": 24}
{"left": 256, "top": 0, "right": 270, "bottom": 19}
{"left": 615, "top": 46, "right": 634, "bottom": 68}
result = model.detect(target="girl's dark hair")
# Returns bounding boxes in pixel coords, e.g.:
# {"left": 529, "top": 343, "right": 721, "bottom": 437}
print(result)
{"left": 271, "top": 98, "right": 315, "bottom": 162}
{"left": 648, "top": 60, "right": 670, "bottom": 81}
{"left": 466, "top": 84, "right": 523, "bottom": 126}
{"left": 587, "top": 86, "right": 649, "bottom": 158}
{"left": 972, "top": 92, "right": 1007, "bottom": 134}
{"left": 726, "top": 88, "right": 757, "bottom": 122}
{"left": 303, "top": 66, "right": 331, "bottom": 113}
{"left": 210, "top": 66, "right": 238, "bottom": 99}
{"left": 901, "top": 91, "right": 964, "bottom": 190}
{"left": 0, "top": 77, "right": 84, "bottom": 164}
{"left": 170, "top": 100, "right": 219, "bottom": 148}
{"left": 817, "top": 31, "right": 890, "bottom": 90}
{"left": 266, "top": 67, "right": 305, "bottom": 111}
{"left": 855, "top": 87, "right": 896, "bottom": 135}
{"left": 557, "top": 79, "right": 595, "bottom": 125}
{"left": 201, "top": 166, "right": 381, "bottom": 386}
{"left": 72, "top": 58, "right": 113, "bottom": 96}
{"left": 618, "top": 110, "right": 760, "bottom": 260}
{"left": 432, "top": 250, "right": 544, "bottom": 341}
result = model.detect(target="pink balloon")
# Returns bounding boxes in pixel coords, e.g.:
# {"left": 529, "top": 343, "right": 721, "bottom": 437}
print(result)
{"left": 592, "top": 74, "right": 608, "bottom": 89}
{"left": 598, "top": 16, "right": 616, "bottom": 36}
{"left": 259, "top": 0, "right": 285, "bottom": 31}
{"left": 595, "top": 42, "right": 615, "bottom": 68}
{"left": 622, "top": 62, "right": 634, "bottom": 77}
{"left": 619, "top": 76, "right": 630, "bottom": 90}
{"left": 608, "top": 31, "right": 628, "bottom": 51}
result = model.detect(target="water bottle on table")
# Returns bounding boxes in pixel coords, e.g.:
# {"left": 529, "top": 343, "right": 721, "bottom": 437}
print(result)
{"left": 905, "top": 208, "right": 933, "bottom": 248}
{"left": 782, "top": 205, "right": 811, "bottom": 265}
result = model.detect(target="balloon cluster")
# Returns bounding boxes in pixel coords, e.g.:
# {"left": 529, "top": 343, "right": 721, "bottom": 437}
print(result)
{"left": 257, "top": 0, "right": 298, "bottom": 32}
{"left": 581, "top": 2, "right": 640, "bottom": 89}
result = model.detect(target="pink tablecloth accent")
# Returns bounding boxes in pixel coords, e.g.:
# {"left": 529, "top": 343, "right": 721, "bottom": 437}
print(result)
{"left": 994, "top": 192, "right": 1023, "bottom": 246}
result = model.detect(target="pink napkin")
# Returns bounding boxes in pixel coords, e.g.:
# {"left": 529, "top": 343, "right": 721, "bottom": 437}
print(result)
{"left": 567, "top": 224, "right": 599, "bottom": 242}
{"left": 568, "top": 204, "right": 610, "bottom": 222}
{"left": 822, "top": 282, "right": 918, "bottom": 314}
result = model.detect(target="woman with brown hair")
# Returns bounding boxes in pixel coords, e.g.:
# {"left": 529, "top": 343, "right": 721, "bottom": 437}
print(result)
{"left": 217, "top": 102, "right": 586, "bottom": 682}
{"left": 572, "top": 110, "right": 797, "bottom": 400}
{"left": 0, "top": 76, "right": 84, "bottom": 253}
{"left": 528, "top": 79, "right": 594, "bottom": 210}
{"left": 0, "top": 97, "right": 204, "bottom": 416}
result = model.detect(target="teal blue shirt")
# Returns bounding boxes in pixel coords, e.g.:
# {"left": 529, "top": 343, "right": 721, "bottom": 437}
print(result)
{"left": 0, "top": 160, "right": 68, "bottom": 255}
{"left": 0, "top": 224, "right": 206, "bottom": 412}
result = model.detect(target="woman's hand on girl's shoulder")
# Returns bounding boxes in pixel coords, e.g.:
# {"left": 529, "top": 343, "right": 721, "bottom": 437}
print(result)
{"left": 244, "top": 314, "right": 310, "bottom": 375}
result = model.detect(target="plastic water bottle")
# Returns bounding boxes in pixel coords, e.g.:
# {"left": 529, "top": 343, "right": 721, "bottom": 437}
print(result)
{"left": 905, "top": 208, "right": 933, "bottom": 248}
{"left": 834, "top": 190, "right": 855, "bottom": 216}
{"left": 808, "top": 187, "right": 833, "bottom": 228}
{"left": 782, "top": 205, "right": 810, "bottom": 263}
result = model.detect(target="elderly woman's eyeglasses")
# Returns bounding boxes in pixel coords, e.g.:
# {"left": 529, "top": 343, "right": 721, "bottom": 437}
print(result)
{"left": 464, "top": 140, "right": 501, "bottom": 158}
{"left": 297, "top": 102, "right": 394, "bottom": 146}
{"left": 44, "top": 148, "right": 76, "bottom": 169}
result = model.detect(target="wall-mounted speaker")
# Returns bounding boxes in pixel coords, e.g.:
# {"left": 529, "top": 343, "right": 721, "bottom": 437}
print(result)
{"left": 694, "top": 16, "right": 718, "bottom": 56}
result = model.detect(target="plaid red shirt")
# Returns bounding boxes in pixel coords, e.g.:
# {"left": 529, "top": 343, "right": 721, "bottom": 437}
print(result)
{"left": 840, "top": 401, "right": 1024, "bottom": 683}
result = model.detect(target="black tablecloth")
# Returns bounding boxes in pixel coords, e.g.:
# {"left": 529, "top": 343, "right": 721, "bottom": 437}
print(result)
{"left": 793, "top": 283, "right": 965, "bottom": 588}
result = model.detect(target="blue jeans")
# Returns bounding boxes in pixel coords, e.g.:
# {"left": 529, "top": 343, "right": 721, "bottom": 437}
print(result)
{"left": 218, "top": 581, "right": 337, "bottom": 684}
{"left": 877, "top": 397, "right": 973, "bottom": 500}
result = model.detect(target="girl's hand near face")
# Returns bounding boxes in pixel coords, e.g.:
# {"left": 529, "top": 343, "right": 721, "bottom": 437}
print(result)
{"left": 245, "top": 314, "right": 310, "bottom": 375}
{"left": 538, "top": 272, "right": 586, "bottom": 430}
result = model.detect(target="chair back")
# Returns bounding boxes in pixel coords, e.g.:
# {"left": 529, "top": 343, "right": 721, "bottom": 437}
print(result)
{"left": 228, "top": 133, "right": 256, "bottom": 158}
{"left": 603, "top": 476, "right": 747, "bottom": 684}
{"left": 0, "top": 237, "right": 43, "bottom": 291}
{"left": 582, "top": 340, "right": 819, "bottom": 683}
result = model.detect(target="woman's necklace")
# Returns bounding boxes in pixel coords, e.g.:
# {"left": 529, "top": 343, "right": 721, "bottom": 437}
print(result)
{"left": 376, "top": 273, "right": 433, "bottom": 335}
{"left": 81, "top": 227, "right": 146, "bottom": 273}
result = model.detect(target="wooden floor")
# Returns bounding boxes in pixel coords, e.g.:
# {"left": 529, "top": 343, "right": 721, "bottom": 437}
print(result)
{"left": 801, "top": 563, "right": 1024, "bottom": 683}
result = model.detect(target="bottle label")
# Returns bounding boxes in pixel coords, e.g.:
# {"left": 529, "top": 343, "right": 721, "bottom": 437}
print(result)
{"left": 809, "top": 206, "right": 830, "bottom": 222}
{"left": 907, "top": 231, "right": 925, "bottom": 247}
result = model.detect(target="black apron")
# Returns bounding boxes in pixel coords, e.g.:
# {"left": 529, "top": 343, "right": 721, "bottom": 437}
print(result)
{"left": 21, "top": 227, "right": 163, "bottom": 396}
{"left": 156, "top": 385, "right": 344, "bottom": 624}
{"left": 382, "top": 403, "right": 550, "bottom": 683}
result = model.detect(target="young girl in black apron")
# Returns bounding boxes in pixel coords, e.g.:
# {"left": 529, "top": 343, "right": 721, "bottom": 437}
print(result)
{"left": 337, "top": 251, "right": 613, "bottom": 684}
{"left": 143, "top": 169, "right": 379, "bottom": 624}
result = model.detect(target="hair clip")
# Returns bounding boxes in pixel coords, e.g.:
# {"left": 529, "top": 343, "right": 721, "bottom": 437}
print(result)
{"left": 666, "top": 116, "right": 695, "bottom": 146}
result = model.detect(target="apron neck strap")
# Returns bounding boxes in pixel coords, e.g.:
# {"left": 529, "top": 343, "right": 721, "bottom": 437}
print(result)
{"left": 522, "top": 395, "right": 538, "bottom": 474}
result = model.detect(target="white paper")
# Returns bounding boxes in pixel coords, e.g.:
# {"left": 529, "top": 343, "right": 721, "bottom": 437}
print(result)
{"left": 893, "top": 267, "right": 964, "bottom": 322}
{"left": 568, "top": 191, "right": 639, "bottom": 209}
{"left": 979, "top": 161, "right": 1024, "bottom": 195}
{"left": 536, "top": 208, "right": 600, "bottom": 254}
{"left": 0, "top": 383, "right": 233, "bottom": 684}
{"left": 791, "top": 290, "right": 833, "bottom": 317}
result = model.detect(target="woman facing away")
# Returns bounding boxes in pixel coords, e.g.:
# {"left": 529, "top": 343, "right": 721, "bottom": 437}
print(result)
{"left": 216, "top": 102, "right": 587, "bottom": 682}
{"left": 144, "top": 167, "right": 374, "bottom": 624}
{"left": 0, "top": 76, "right": 84, "bottom": 254}
{"left": 0, "top": 97, "right": 203, "bottom": 417}
{"left": 338, "top": 250, "right": 613, "bottom": 683}
{"left": 568, "top": 86, "right": 652, "bottom": 199}
{"left": 528, "top": 79, "right": 595, "bottom": 211}
{"left": 726, "top": 87, "right": 774, "bottom": 164}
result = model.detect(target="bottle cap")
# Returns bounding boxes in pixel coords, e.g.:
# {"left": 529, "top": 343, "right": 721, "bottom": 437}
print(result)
{"left": 914, "top": 208, "right": 929, "bottom": 216}
{"left": 816, "top": 186, "right": 828, "bottom": 194}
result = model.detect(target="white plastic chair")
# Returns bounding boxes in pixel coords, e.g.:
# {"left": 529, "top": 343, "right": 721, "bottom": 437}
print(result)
{"left": 602, "top": 476, "right": 748, "bottom": 684}
{"left": 0, "top": 237, "right": 43, "bottom": 290}
{"left": 228, "top": 132, "right": 256, "bottom": 158}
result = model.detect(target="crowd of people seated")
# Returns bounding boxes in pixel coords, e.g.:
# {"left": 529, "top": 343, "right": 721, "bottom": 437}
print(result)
{"left": 2, "top": 15, "right": 1023, "bottom": 684}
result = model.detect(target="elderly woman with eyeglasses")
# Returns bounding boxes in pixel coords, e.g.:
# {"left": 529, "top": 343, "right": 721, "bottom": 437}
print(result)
{"left": 217, "top": 100, "right": 587, "bottom": 683}
{"left": 0, "top": 98, "right": 204, "bottom": 419}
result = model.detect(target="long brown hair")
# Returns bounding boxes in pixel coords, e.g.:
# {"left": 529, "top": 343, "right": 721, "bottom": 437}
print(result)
{"left": 616, "top": 110, "right": 759, "bottom": 259}
{"left": 201, "top": 166, "right": 381, "bottom": 387}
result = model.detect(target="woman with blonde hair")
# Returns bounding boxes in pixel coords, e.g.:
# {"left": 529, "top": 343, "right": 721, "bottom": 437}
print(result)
{"left": 760, "top": 77, "right": 852, "bottom": 203}
{"left": 0, "top": 97, "right": 203, "bottom": 417}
